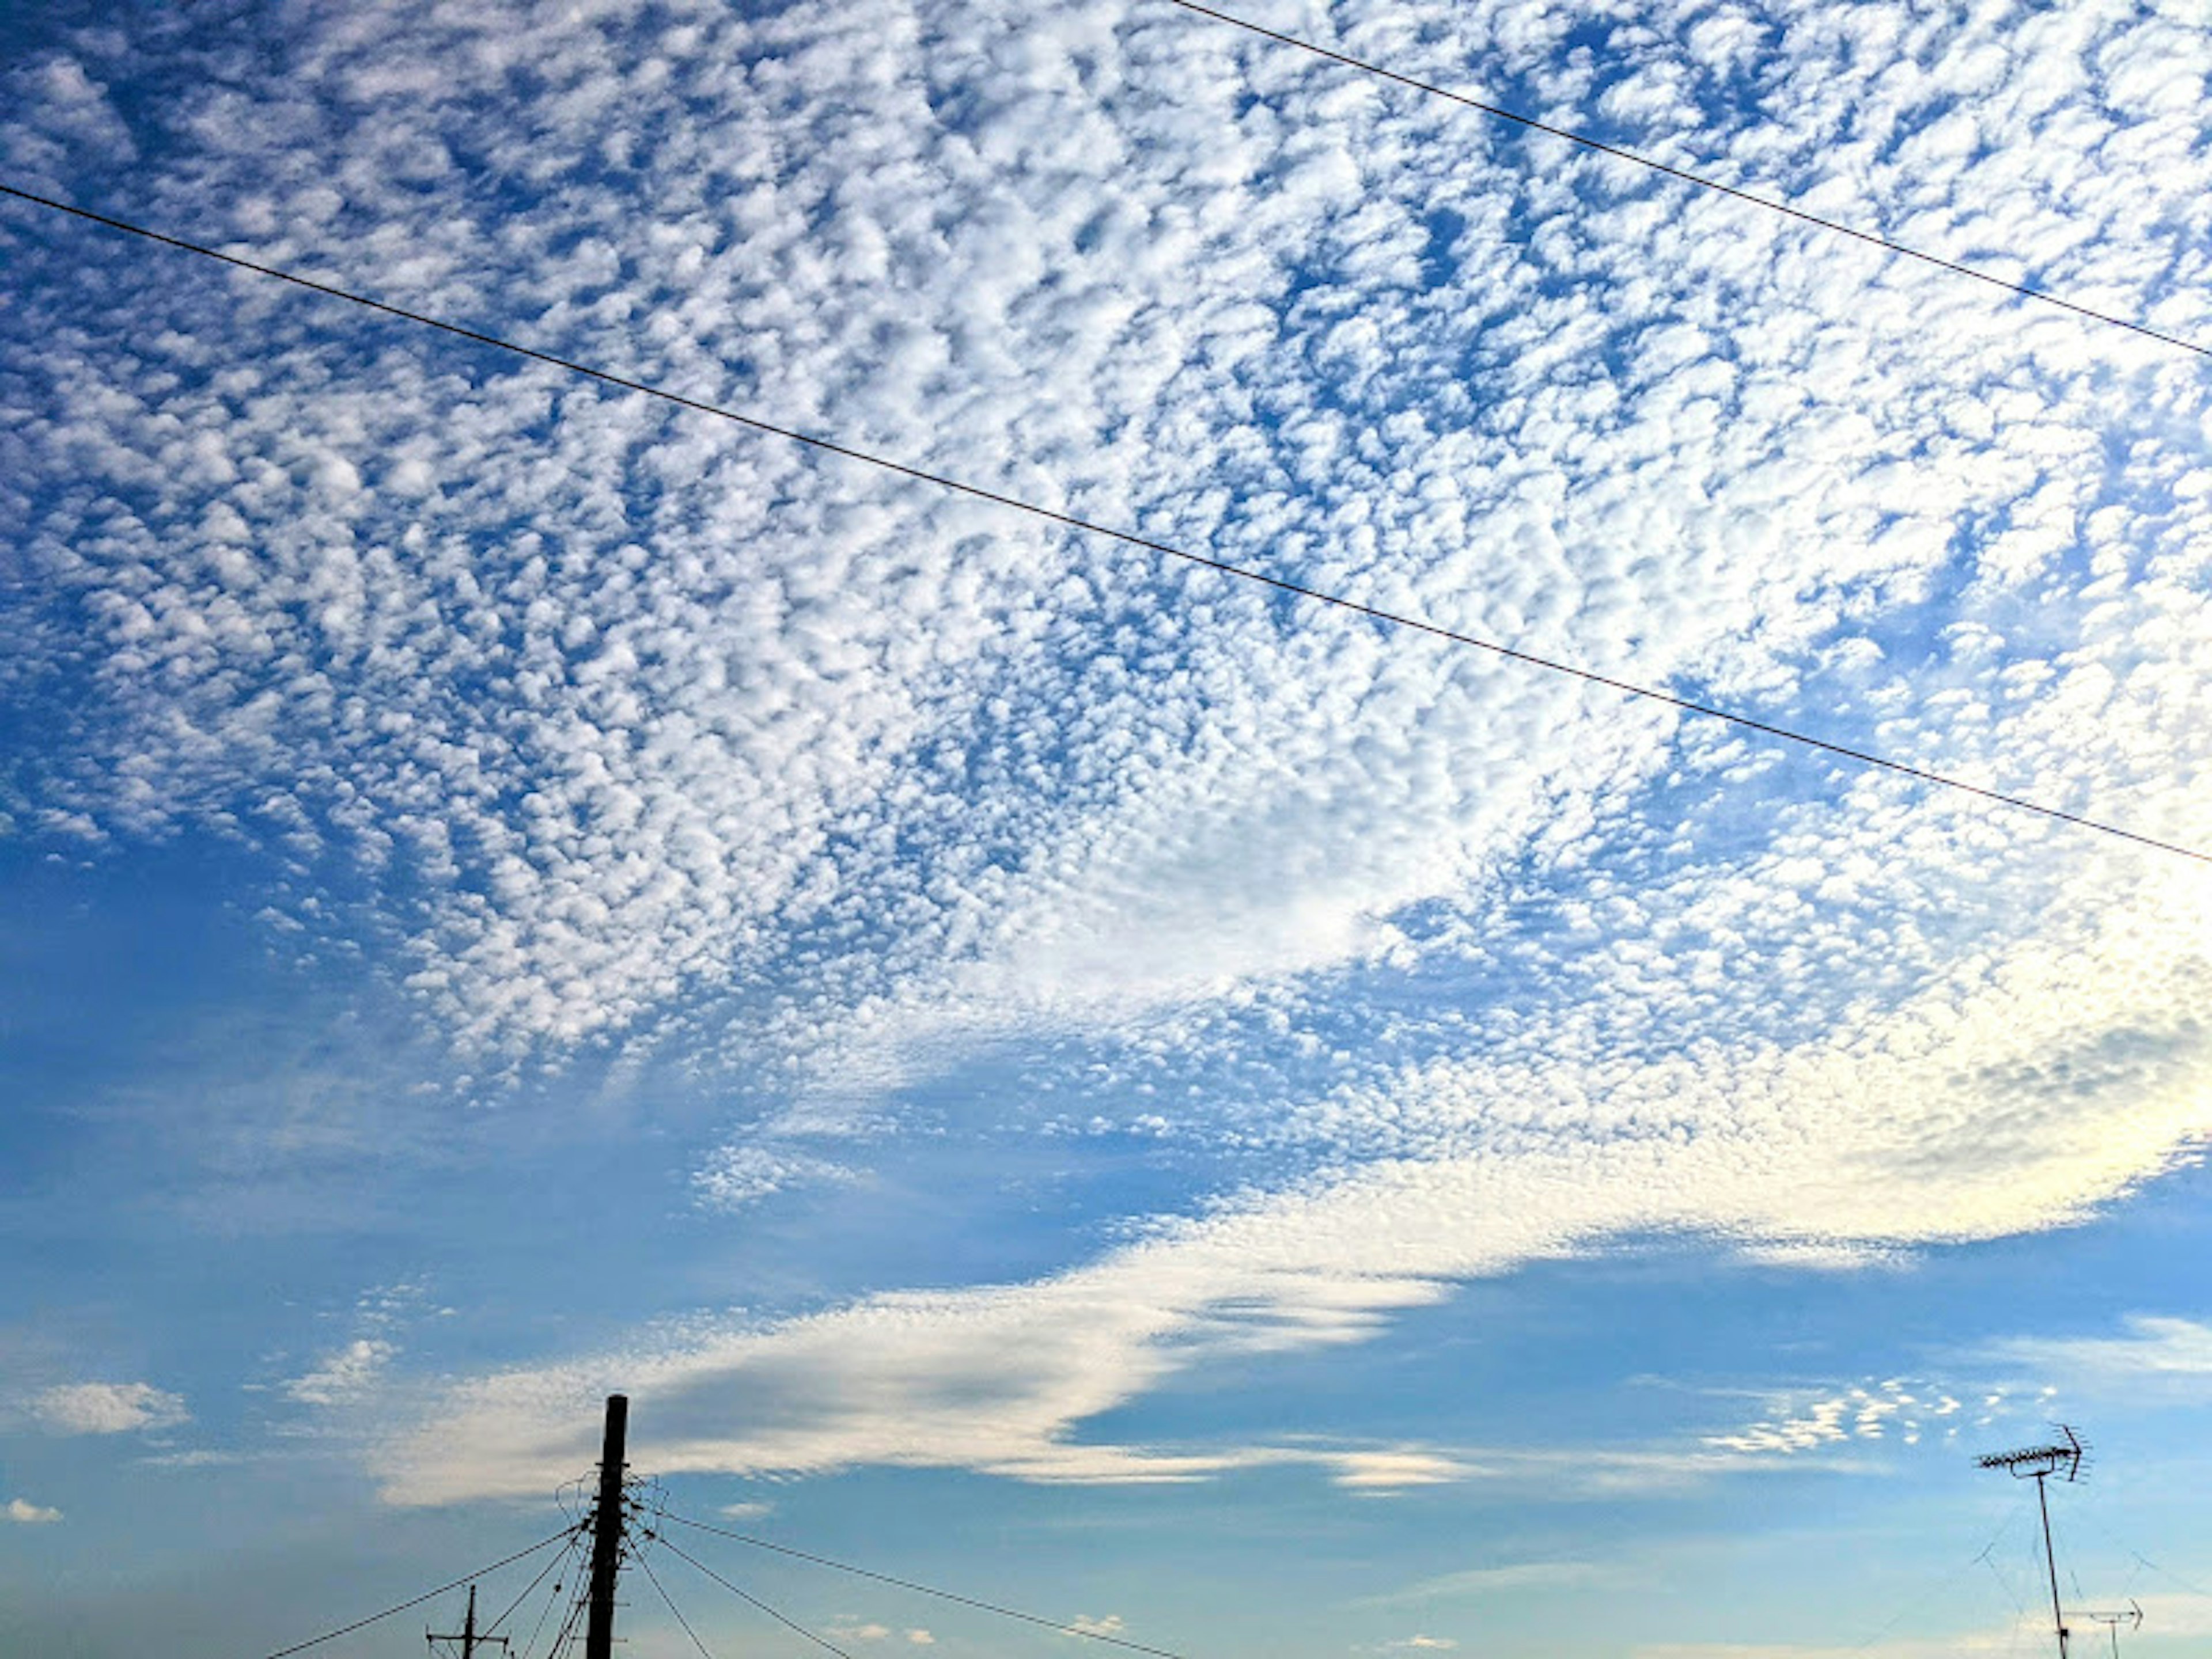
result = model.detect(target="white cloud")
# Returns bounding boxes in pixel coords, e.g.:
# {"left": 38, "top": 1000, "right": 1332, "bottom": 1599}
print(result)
{"left": 692, "top": 1145, "right": 858, "bottom": 1212}
{"left": 1369, "top": 1561, "right": 1604, "bottom": 1604}
{"left": 824, "top": 1624, "right": 934, "bottom": 1646}
{"left": 5, "top": 1497, "right": 63, "bottom": 1524}
{"left": 33, "top": 1382, "right": 189, "bottom": 1436}
{"left": 374, "top": 863, "right": 2211, "bottom": 1502}
{"left": 285, "top": 1338, "right": 399, "bottom": 1408}
{"left": 1987, "top": 1315, "right": 2212, "bottom": 1396}
{"left": 137, "top": 1449, "right": 257, "bottom": 1469}
{"left": 279, "top": 1279, "right": 436, "bottom": 1411}
{"left": 7, "top": 0, "right": 2206, "bottom": 1085}
{"left": 1707, "top": 1380, "right": 1971, "bottom": 1456}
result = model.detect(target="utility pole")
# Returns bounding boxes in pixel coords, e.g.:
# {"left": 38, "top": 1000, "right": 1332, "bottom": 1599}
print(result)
{"left": 1976, "top": 1426, "right": 2086, "bottom": 1659}
{"left": 584, "top": 1393, "right": 630, "bottom": 1659}
{"left": 429, "top": 1584, "right": 509, "bottom": 1659}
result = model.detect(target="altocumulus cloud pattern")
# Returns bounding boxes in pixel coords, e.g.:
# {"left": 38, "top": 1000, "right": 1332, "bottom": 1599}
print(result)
{"left": 3, "top": 0, "right": 2210, "bottom": 1524}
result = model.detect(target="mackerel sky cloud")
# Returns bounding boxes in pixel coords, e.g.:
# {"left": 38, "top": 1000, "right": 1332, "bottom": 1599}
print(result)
{"left": 3, "top": 0, "right": 2210, "bottom": 1655}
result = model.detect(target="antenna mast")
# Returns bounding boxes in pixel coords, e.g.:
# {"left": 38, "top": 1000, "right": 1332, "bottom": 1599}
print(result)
{"left": 1976, "top": 1425, "right": 2086, "bottom": 1659}
{"left": 584, "top": 1393, "right": 630, "bottom": 1659}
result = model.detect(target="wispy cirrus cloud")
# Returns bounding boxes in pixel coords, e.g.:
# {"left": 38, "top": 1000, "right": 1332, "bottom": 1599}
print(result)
{"left": 1365, "top": 1559, "right": 1607, "bottom": 1606}
{"left": 1986, "top": 1315, "right": 2212, "bottom": 1397}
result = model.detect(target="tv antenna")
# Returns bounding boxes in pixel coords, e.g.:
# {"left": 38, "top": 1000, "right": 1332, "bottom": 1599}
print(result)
{"left": 2073, "top": 1601, "right": 2143, "bottom": 1659}
{"left": 1976, "top": 1426, "right": 2088, "bottom": 1659}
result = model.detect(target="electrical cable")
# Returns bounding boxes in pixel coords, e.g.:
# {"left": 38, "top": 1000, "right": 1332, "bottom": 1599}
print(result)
{"left": 485, "top": 1526, "right": 586, "bottom": 1639}
{"left": 1848, "top": 1489, "right": 2031, "bottom": 1652}
{"left": 2073, "top": 1508, "right": 2212, "bottom": 1600}
{"left": 2, "top": 181, "right": 2205, "bottom": 868}
{"left": 516, "top": 1552, "right": 582, "bottom": 1659}
{"left": 543, "top": 1578, "right": 592, "bottom": 1659}
{"left": 660, "top": 1512, "right": 1189, "bottom": 1659}
{"left": 1161, "top": 1, "right": 2210, "bottom": 361}
{"left": 651, "top": 1532, "right": 859, "bottom": 1659}
{"left": 259, "top": 1525, "right": 582, "bottom": 1659}
{"left": 1982, "top": 1528, "right": 2032, "bottom": 1624}
{"left": 2129, "top": 1548, "right": 2211, "bottom": 1599}
{"left": 637, "top": 1547, "right": 720, "bottom": 1659}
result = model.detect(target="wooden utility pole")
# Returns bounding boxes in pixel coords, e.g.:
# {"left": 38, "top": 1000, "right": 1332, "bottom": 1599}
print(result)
{"left": 584, "top": 1393, "right": 630, "bottom": 1659}
{"left": 429, "top": 1584, "right": 508, "bottom": 1659}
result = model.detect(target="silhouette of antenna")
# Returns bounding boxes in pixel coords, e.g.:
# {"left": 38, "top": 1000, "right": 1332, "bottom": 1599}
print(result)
{"left": 1976, "top": 1425, "right": 2088, "bottom": 1483}
{"left": 1978, "top": 1426, "right": 2089, "bottom": 1659}
{"left": 2072, "top": 1601, "right": 2143, "bottom": 1659}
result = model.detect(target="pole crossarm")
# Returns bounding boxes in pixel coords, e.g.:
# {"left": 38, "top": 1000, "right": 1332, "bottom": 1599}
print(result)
{"left": 428, "top": 1584, "right": 510, "bottom": 1659}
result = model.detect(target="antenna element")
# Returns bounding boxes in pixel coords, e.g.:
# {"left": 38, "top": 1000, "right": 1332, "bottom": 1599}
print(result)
{"left": 1976, "top": 1425, "right": 2088, "bottom": 1659}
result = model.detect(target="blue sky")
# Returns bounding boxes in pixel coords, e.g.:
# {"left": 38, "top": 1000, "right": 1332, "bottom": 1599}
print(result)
{"left": 3, "top": 0, "right": 2211, "bottom": 1654}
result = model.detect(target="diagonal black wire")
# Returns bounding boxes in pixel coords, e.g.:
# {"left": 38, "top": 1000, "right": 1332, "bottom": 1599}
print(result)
{"left": 638, "top": 1547, "right": 719, "bottom": 1659}
{"left": 2, "top": 181, "right": 2205, "bottom": 868}
{"left": 652, "top": 1532, "right": 859, "bottom": 1659}
{"left": 260, "top": 1525, "right": 582, "bottom": 1659}
{"left": 484, "top": 1526, "right": 586, "bottom": 1639}
{"left": 544, "top": 1572, "right": 594, "bottom": 1659}
{"left": 517, "top": 1555, "right": 583, "bottom": 1659}
{"left": 660, "top": 1512, "right": 1189, "bottom": 1659}
{"left": 1162, "top": 0, "right": 2210, "bottom": 361}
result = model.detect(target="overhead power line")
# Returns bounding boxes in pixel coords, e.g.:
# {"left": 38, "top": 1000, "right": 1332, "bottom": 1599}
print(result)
{"left": 518, "top": 1554, "right": 588, "bottom": 1659}
{"left": 636, "top": 1548, "right": 720, "bottom": 1659}
{"left": 484, "top": 1526, "right": 588, "bottom": 1641}
{"left": 658, "top": 1512, "right": 1190, "bottom": 1659}
{"left": 541, "top": 1574, "right": 593, "bottom": 1659}
{"left": 259, "top": 1524, "right": 583, "bottom": 1659}
{"left": 652, "top": 1533, "right": 859, "bottom": 1659}
{"left": 2, "top": 183, "right": 2205, "bottom": 868}
{"left": 1161, "top": 0, "right": 2210, "bottom": 361}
